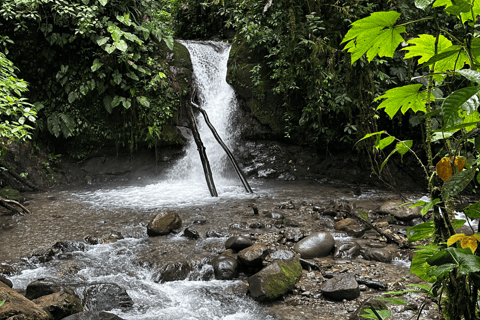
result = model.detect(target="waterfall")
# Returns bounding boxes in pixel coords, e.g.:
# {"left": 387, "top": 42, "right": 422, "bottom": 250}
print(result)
{"left": 168, "top": 41, "right": 239, "bottom": 182}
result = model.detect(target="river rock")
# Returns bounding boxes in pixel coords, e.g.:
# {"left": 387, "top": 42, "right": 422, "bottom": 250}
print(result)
{"left": 153, "top": 261, "right": 192, "bottom": 283}
{"left": 82, "top": 283, "right": 134, "bottom": 311}
{"left": 183, "top": 227, "right": 200, "bottom": 239}
{"left": 321, "top": 273, "right": 360, "bottom": 301}
{"left": 205, "top": 230, "right": 227, "bottom": 238}
{"left": 61, "top": 311, "right": 125, "bottom": 320}
{"left": 378, "top": 200, "right": 421, "bottom": 221}
{"left": 334, "top": 241, "right": 362, "bottom": 259}
{"left": 33, "top": 290, "right": 83, "bottom": 319}
{"left": 294, "top": 232, "right": 335, "bottom": 259}
{"left": 0, "top": 274, "right": 12, "bottom": 288}
{"left": 212, "top": 255, "right": 238, "bottom": 280}
{"left": 266, "top": 212, "right": 285, "bottom": 220}
{"left": 147, "top": 211, "right": 182, "bottom": 236}
{"left": 0, "top": 264, "right": 15, "bottom": 275}
{"left": 248, "top": 258, "right": 302, "bottom": 301}
{"left": 225, "top": 235, "right": 253, "bottom": 251}
{"left": 284, "top": 228, "right": 305, "bottom": 242}
{"left": 335, "top": 218, "right": 365, "bottom": 237}
{"left": 26, "top": 278, "right": 64, "bottom": 300}
{"left": 238, "top": 243, "right": 268, "bottom": 266}
{"left": 361, "top": 248, "right": 392, "bottom": 263}
{"left": 0, "top": 281, "right": 50, "bottom": 320}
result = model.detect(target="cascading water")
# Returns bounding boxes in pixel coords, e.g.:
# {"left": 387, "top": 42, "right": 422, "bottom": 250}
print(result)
{"left": 168, "top": 41, "right": 239, "bottom": 181}
{"left": 72, "top": 41, "right": 259, "bottom": 209}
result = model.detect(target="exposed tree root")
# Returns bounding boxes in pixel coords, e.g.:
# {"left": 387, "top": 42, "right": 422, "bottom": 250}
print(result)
{"left": 0, "top": 195, "right": 30, "bottom": 215}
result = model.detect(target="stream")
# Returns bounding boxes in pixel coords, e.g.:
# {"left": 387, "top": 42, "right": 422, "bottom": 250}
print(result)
{"left": 0, "top": 41, "right": 435, "bottom": 320}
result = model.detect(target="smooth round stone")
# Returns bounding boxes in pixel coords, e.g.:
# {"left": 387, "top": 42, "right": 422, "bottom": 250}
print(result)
{"left": 294, "top": 232, "right": 335, "bottom": 259}
{"left": 212, "top": 255, "right": 238, "bottom": 280}
{"left": 225, "top": 235, "right": 253, "bottom": 251}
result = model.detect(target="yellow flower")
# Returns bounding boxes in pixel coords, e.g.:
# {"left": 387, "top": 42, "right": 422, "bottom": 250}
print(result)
{"left": 447, "top": 233, "right": 480, "bottom": 253}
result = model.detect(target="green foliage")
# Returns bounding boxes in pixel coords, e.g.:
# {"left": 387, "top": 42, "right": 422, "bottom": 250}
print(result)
{"left": 0, "top": 0, "right": 181, "bottom": 156}
{"left": 343, "top": 0, "right": 480, "bottom": 318}
{"left": 0, "top": 52, "right": 36, "bottom": 144}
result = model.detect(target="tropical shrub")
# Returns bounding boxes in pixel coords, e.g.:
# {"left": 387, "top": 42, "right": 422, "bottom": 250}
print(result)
{"left": 342, "top": 0, "right": 480, "bottom": 318}
{"left": 0, "top": 0, "right": 181, "bottom": 157}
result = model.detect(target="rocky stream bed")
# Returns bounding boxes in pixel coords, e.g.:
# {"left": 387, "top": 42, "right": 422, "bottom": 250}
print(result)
{"left": 0, "top": 178, "right": 453, "bottom": 320}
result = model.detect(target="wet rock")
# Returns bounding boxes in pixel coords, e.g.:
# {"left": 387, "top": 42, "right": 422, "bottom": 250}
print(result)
{"left": 294, "top": 232, "right": 335, "bottom": 259}
{"left": 101, "top": 232, "right": 124, "bottom": 244}
{"left": 26, "top": 278, "right": 63, "bottom": 300}
{"left": 361, "top": 248, "right": 392, "bottom": 263}
{"left": 33, "top": 290, "right": 83, "bottom": 319}
{"left": 284, "top": 219, "right": 300, "bottom": 227}
{"left": 225, "top": 235, "right": 253, "bottom": 251}
{"left": 0, "top": 282, "right": 49, "bottom": 320}
{"left": 84, "top": 236, "right": 101, "bottom": 245}
{"left": 191, "top": 215, "right": 207, "bottom": 225}
{"left": 249, "top": 204, "right": 259, "bottom": 215}
{"left": 265, "top": 212, "right": 284, "bottom": 220}
{"left": 238, "top": 243, "right": 268, "bottom": 266}
{"left": 153, "top": 261, "right": 192, "bottom": 283}
{"left": 378, "top": 200, "right": 421, "bottom": 221}
{"left": 335, "top": 218, "right": 365, "bottom": 237}
{"left": 284, "top": 228, "right": 305, "bottom": 242}
{"left": 279, "top": 201, "right": 295, "bottom": 209}
{"left": 248, "top": 221, "right": 264, "bottom": 229}
{"left": 147, "top": 211, "right": 182, "bottom": 236}
{"left": 321, "top": 273, "right": 360, "bottom": 301}
{"left": 61, "top": 311, "right": 125, "bottom": 320}
{"left": 0, "top": 275, "right": 12, "bottom": 288}
{"left": 82, "top": 283, "right": 134, "bottom": 311}
{"left": 270, "top": 250, "right": 295, "bottom": 260}
{"left": 316, "top": 215, "right": 335, "bottom": 229}
{"left": 248, "top": 258, "right": 302, "bottom": 301}
{"left": 205, "top": 230, "right": 227, "bottom": 238}
{"left": 212, "top": 255, "right": 238, "bottom": 280}
{"left": 53, "top": 241, "right": 86, "bottom": 253}
{"left": 334, "top": 241, "right": 362, "bottom": 259}
{"left": 183, "top": 227, "right": 200, "bottom": 239}
{"left": 349, "top": 297, "right": 388, "bottom": 320}
{"left": 0, "top": 264, "right": 16, "bottom": 275}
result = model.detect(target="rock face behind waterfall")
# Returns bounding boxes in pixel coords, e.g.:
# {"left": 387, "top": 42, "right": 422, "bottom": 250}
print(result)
{"left": 147, "top": 211, "right": 182, "bottom": 236}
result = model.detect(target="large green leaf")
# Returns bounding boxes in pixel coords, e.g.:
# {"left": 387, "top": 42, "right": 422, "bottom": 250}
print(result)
{"left": 433, "top": 0, "right": 472, "bottom": 15}
{"left": 341, "top": 11, "right": 405, "bottom": 64}
{"left": 411, "top": 244, "right": 441, "bottom": 282}
{"left": 464, "top": 202, "right": 480, "bottom": 219}
{"left": 441, "top": 86, "right": 480, "bottom": 129}
{"left": 375, "top": 84, "right": 431, "bottom": 118}
{"left": 427, "top": 247, "right": 480, "bottom": 275}
{"left": 441, "top": 167, "right": 475, "bottom": 200}
{"left": 457, "top": 69, "right": 480, "bottom": 84}
{"left": 403, "top": 34, "right": 452, "bottom": 64}
{"left": 376, "top": 136, "right": 395, "bottom": 150}
{"left": 164, "top": 35, "right": 174, "bottom": 51}
{"left": 415, "top": 0, "right": 435, "bottom": 9}
{"left": 407, "top": 221, "right": 435, "bottom": 242}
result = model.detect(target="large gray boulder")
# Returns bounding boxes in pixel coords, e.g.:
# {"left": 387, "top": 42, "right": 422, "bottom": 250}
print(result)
{"left": 378, "top": 200, "right": 421, "bottom": 221}
{"left": 238, "top": 243, "right": 268, "bottom": 266}
{"left": 294, "top": 232, "right": 335, "bottom": 259}
{"left": 321, "top": 273, "right": 360, "bottom": 301}
{"left": 152, "top": 261, "right": 192, "bottom": 283}
{"left": 248, "top": 258, "right": 302, "bottom": 301}
{"left": 212, "top": 255, "right": 238, "bottom": 280}
{"left": 147, "top": 211, "right": 182, "bottom": 236}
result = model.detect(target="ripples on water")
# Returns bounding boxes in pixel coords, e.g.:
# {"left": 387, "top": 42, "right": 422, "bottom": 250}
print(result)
{"left": 11, "top": 237, "right": 274, "bottom": 320}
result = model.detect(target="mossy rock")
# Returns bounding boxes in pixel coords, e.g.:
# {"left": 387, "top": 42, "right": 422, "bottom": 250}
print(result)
{"left": 159, "top": 40, "right": 192, "bottom": 95}
{"left": 0, "top": 187, "right": 21, "bottom": 200}
{"left": 247, "top": 258, "right": 302, "bottom": 301}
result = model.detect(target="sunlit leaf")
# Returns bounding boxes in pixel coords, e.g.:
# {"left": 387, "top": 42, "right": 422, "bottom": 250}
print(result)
{"left": 376, "top": 136, "right": 395, "bottom": 150}
{"left": 99, "top": 0, "right": 108, "bottom": 5}
{"left": 403, "top": 34, "right": 452, "bottom": 64}
{"left": 375, "top": 84, "right": 432, "bottom": 119}
{"left": 341, "top": 11, "right": 405, "bottom": 64}
{"left": 415, "top": 0, "right": 435, "bottom": 9}
{"left": 441, "top": 86, "right": 480, "bottom": 129}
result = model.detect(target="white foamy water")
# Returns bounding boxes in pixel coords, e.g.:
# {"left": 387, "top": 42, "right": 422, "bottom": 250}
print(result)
{"left": 10, "top": 238, "right": 273, "bottom": 320}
